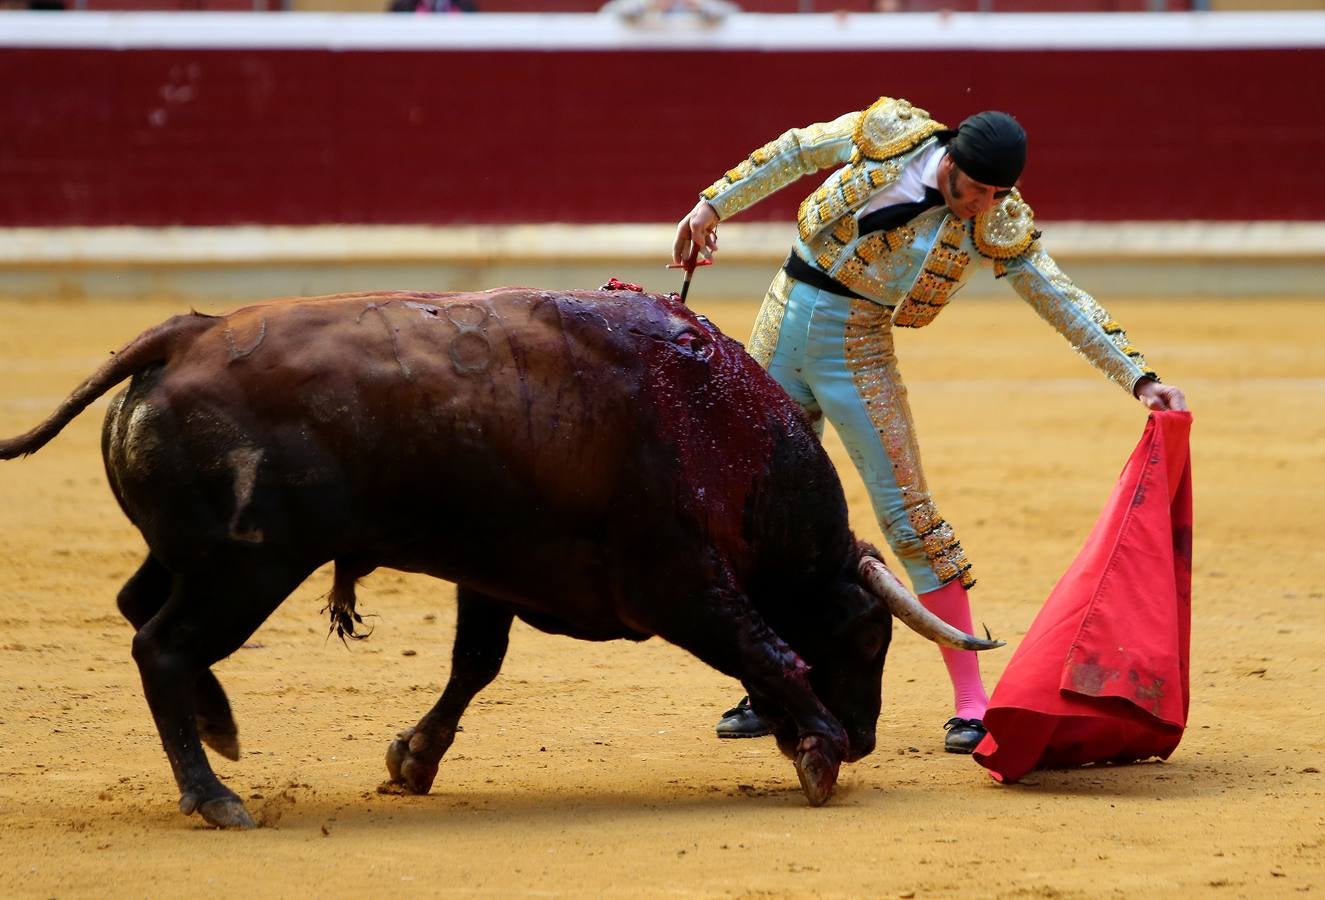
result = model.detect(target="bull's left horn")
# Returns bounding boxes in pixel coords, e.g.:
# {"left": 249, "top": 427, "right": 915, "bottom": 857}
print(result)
{"left": 858, "top": 557, "right": 1005, "bottom": 652}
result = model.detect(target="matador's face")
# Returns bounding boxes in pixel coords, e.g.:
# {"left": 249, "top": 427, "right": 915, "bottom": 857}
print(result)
{"left": 938, "top": 154, "right": 1013, "bottom": 221}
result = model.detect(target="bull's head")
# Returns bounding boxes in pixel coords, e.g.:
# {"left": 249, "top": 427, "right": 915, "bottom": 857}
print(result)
{"left": 768, "top": 543, "right": 1003, "bottom": 765}
{"left": 794, "top": 577, "right": 892, "bottom": 763}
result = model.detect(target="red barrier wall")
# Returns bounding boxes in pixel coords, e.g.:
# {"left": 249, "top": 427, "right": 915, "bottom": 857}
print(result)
{"left": 3, "top": 44, "right": 1322, "bottom": 225}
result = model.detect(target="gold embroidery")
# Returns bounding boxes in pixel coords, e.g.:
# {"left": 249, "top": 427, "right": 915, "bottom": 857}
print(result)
{"left": 842, "top": 300, "right": 974, "bottom": 588}
{"left": 853, "top": 97, "right": 947, "bottom": 162}
{"left": 796, "top": 196, "right": 812, "bottom": 235}
{"left": 892, "top": 215, "right": 970, "bottom": 328}
{"left": 855, "top": 232, "right": 888, "bottom": 264}
{"left": 746, "top": 270, "right": 792, "bottom": 368}
{"left": 974, "top": 189, "right": 1037, "bottom": 259}
{"left": 750, "top": 141, "right": 780, "bottom": 166}
{"left": 926, "top": 245, "right": 968, "bottom": 280}
{"left": 701, "top": 111, "right": 859, "bottom": 221}
{"left": 908, "top": 502, "right": 974, "bottom": 587}
{"left": 828, "top": 209, "right": 939, "bottom": 302}
{"left": 836, "top": 256, "right": 866, "bottom": 288}
{"left": 885, "top": 226, "right": 915, "bottom": 251}
{"left": 797, "top": 158, "right": 906, "bottom": 242}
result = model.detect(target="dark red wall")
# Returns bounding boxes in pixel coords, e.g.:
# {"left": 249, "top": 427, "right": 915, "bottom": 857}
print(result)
{"left": 3, "top": 45, "right": 1321, "bottom": 225}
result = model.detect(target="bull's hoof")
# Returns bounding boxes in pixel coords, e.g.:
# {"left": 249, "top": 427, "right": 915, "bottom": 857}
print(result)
{"left": 794, "top": 736, "right": 840, "bottom": 807}
{"left": 179, "top": 789, "right": 256, "bottom": 829}
{"left": 199, "top": 797, "right": 257, "bottom": 830}
{"left": 385, "top": 728, "right": 439, "bottom": 794}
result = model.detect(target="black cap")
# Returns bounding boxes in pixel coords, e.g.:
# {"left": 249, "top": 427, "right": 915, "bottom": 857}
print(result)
{"left": 938, "top": 111, "right": 1027, "bottom": 189}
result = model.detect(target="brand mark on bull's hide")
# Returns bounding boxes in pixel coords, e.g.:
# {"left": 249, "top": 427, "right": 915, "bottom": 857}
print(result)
{"left": 357, "top": 303, "right": 414, "bottom": 380}
{"left": 445, "top": 303, "right": 493, "bottom": 376}
{"left": 225, "top": 317, "right": 268, "bottom": 362}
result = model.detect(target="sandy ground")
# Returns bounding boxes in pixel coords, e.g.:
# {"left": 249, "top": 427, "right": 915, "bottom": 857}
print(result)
{"left": 0, "top": 290, "right": 1322, "bottom": 899}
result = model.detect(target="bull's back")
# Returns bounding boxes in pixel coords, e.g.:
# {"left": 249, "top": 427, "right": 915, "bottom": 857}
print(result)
{"left": 105, "top": 289, "right": 756, "bottom": 564}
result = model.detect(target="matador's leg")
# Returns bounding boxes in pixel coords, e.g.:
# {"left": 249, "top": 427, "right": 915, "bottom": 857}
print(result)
{"left": 799, "top": 294, "right": 989, "bottom": 750}
{"left": 749, "top": 272, "right": 824, "bottom": 434}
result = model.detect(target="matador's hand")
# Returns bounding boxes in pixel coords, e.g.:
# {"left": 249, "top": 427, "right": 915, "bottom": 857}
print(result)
{"left": 1136, "top": 379, "right": 1189, "bottom": 412}
{"left": 672, "top": 199, "right": 720, "bottom": 266}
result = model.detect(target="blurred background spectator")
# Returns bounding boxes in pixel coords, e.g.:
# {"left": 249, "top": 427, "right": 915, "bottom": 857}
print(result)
{"left": 599, "top": 0, "right": 741, "bottom": 24}
{"left": 387, "top": 0, "right": 476, "bottom": 11}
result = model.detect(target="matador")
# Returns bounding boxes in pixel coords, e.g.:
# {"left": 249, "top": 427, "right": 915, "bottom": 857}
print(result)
{"left": 673, "top": 98, "right": 1188, "bottom": 753}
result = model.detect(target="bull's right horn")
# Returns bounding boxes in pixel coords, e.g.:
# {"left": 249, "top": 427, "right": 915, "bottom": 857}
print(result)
{"left": 858, "top": 556, "right": 1005, "bottom": 652}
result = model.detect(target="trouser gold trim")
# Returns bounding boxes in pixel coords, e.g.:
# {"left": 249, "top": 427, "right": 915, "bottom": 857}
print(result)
{"left": 843, "top": 297, "right": 974, "bottom": 589}
{"left": 747, "top": 269, "right": 792, "bottom": 369}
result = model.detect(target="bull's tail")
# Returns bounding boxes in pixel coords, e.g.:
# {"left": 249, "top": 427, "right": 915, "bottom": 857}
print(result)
{"left": 0, "top": 312, "right": 219, "bottom": 460}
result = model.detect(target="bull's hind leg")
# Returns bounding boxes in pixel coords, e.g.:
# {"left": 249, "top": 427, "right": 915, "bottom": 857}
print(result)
{"left": 653, "top": 585, "right": 849, "bottom": 807}
{"left": 117, "top": 555, "right": 240, "bottom": 760}
{"left": 386, "top": 585, "right": 514, "bottom": 795}
{"left": 131, "top": 554, "right": 313, "bottom": 829}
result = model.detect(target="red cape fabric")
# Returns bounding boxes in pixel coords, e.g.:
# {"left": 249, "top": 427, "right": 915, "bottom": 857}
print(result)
{"left": 972, "top": 411, "right": 1193, "bottom": 783}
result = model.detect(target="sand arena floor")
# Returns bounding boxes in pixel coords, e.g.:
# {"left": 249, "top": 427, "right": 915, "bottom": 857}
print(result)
{"left": 0, "top": 292, "right": 1322, "bottom": 898}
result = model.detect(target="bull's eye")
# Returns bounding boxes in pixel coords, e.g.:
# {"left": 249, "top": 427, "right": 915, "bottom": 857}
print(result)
{"left": 673, "top": 329, "right": 714, "bottom": 362}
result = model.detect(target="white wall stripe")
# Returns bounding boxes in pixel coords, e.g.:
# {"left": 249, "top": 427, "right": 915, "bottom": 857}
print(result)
{"left": 1, "top": 11, "right": 1324, "bottom": 51}
{"left": 1, "top": 222, "right": 1321, "bottom": 265}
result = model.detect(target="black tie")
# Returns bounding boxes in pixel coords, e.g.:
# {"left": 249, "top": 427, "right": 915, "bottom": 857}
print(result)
{"left": 857, "top": 186, "right": 946, "bottom": 235}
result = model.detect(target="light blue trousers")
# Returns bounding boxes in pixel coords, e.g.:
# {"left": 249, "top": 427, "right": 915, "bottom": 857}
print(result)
{"left": 749, "top": 270, "right": 973, "bottom": 594}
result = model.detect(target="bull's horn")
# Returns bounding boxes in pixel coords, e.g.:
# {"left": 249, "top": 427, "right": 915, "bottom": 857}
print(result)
{"left": 857, "top": 556, "right": 1005, "bottom": 652}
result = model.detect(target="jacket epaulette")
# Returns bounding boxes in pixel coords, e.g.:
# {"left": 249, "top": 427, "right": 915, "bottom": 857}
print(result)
{"left": 974, "top": 189, "right": 1039, "bottom": 260}
{"left": 852, "top": 97, "right": 946, "bottom": 162}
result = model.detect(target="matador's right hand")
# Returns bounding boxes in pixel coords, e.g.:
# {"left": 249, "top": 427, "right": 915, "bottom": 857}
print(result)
{"left": 672, "top": 199, "right": 720, "bottom": 266}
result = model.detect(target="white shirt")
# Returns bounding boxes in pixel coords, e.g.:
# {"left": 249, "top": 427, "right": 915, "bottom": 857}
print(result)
{"left": 858, "top": 143, "right": 945, "bottom": 218}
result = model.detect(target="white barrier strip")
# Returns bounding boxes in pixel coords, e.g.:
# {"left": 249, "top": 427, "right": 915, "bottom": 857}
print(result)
{"left": 1, "top": 11, "right": 1324, "bottom": 51}
{"left": 1, "top": 222, "right": 1321, "bottom": 265}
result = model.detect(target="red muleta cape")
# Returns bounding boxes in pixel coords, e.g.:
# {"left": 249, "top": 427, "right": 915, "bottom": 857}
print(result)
{"left": 973, "top": 410, "right": 1193, "bottom": 783}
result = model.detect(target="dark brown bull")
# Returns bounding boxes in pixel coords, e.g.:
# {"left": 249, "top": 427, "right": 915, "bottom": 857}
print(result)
{"left": 0, "top": 288, "right": 999, "bottom": 828}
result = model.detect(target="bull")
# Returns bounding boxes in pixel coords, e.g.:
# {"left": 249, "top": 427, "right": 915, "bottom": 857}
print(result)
{"left": 0, "top": 288, "right": 999, "bottom": 829}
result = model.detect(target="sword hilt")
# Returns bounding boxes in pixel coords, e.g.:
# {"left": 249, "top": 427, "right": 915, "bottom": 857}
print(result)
{"left": 666, "top": 240, "right": 713, "bottom": 304}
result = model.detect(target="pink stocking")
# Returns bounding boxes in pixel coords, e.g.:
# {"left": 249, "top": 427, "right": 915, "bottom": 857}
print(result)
{"left": 918, "top": 580, "right": 989, "bottom": 721}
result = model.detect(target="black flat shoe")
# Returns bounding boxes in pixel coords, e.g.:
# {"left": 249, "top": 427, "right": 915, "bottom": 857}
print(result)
{"left": 715, "top": 696, "right": 773, "bottom": 739}
{"left": 943, "top": 717, "right": 987, "bottom": 754}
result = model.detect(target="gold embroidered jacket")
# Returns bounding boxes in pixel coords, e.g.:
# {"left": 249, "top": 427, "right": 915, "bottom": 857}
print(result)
{"left": 701, "top": 97, "right": 1158, "bottom": 393}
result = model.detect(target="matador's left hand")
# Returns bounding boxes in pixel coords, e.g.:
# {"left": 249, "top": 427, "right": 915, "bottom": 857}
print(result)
{"left": 1136, "top": 379, "right": 1188, "bottom": 412}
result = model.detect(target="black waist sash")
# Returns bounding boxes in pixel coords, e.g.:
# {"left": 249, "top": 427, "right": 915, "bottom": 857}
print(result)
{"left": 782, "top": 252, "right": 867, "bottom": 301}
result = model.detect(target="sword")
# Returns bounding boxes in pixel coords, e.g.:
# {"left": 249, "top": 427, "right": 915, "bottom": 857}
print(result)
{"left": 666, "top": 237, "right": 713, "bottom": 305}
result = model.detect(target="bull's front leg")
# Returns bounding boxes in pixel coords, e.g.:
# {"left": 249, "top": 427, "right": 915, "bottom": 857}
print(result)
{"left": 385, "top": 587, "right": 514, "bottom": 794}
{"left": 654, "top": 587, "right": 849, "bottom": 807}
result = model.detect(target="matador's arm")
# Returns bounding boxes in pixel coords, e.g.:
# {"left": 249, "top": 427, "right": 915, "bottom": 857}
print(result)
{"left": 700, "top": 111, "right": 861, "bottom": 220}
{"left": 1002, "top": 242, "right": 1160, "bottom": 396}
